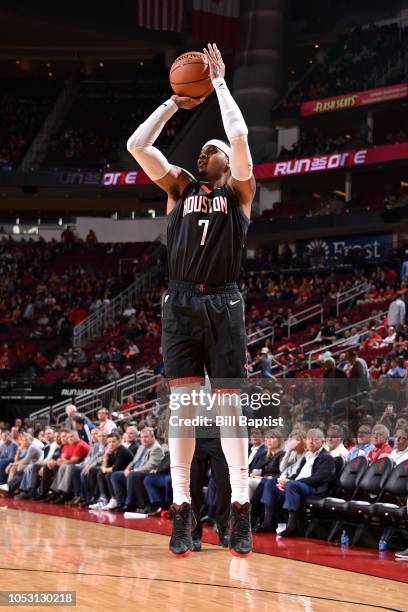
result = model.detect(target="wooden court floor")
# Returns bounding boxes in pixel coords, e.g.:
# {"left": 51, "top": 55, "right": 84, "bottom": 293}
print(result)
{"left": 0, "top": 507, "right": 406, "bottom": 612}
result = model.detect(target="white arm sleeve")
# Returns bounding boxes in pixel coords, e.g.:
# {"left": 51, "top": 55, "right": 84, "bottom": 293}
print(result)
{"left": 126, "top": 99, "right": 178, "bottom": 181}
{"left": 212, "top": 77, "right": 253, "bottom": 181}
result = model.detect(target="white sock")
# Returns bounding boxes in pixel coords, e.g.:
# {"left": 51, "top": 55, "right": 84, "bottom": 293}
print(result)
{"left": 217, "top": 389, "right": 249, "bottom": 505}
{"left": 168, "top": 381, "right": 201, "bottom": 505}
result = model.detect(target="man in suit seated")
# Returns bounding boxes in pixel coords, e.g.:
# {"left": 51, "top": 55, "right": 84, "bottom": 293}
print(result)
{"left": 110, "top": 427, "right": 164, "bottom": 512}
{"left": 259, "top": 428, "right": 336, "bottom": 536}
{"left": 143, "top": 449, "right": 171, "bottom": 514}
{"left": 248, "top": 428, "right": 266, "bottom": 472}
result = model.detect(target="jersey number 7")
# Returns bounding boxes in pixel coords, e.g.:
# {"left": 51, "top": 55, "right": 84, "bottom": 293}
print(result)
{"left": 198, "top": 219, "right": 209, "bottom": 246}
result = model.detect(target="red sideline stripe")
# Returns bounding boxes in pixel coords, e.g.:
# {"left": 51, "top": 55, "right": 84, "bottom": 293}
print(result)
{"left": 169, "top": 376, "right": 204, "bottom": 387}
{"left": 213, "top": 388, "right": 241, "bottom": 394}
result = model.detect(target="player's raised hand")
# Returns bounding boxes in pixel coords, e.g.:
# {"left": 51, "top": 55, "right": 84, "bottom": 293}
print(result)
{"left": 171, "top": 94, "right": 205, "bottom": 109}
{"left": 203, "top": 43, "right": 225, "bottom": 80}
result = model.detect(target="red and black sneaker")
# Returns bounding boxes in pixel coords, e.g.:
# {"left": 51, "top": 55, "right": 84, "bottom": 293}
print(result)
{"left": 229, "top": 502, "right": 253, "bottom": 558}
{"left": 169, "top": 502, "right": 194, "bottom": 557}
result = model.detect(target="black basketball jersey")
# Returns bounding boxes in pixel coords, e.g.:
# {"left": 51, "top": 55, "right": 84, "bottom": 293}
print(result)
{"left": 167, "top": 180, "right": 249, "bottom": 285}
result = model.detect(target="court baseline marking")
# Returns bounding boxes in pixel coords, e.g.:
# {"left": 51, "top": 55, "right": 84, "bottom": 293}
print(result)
{"left": 0, "top": 566, "right": 402, "bottom": 612}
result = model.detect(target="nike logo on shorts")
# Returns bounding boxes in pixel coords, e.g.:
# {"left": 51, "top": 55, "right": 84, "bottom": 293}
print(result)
{"left": 230, "top": 299, "right": 240, "bottom": 305}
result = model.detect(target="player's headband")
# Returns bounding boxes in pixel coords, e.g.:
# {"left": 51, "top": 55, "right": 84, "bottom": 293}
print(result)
{"left": 202, "top": 139, "right": 231, "bottom": 159}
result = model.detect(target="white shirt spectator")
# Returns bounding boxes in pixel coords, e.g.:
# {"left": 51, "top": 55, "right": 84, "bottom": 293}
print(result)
{"left": 342, "top": 333, "right": 360, "bottom": 347}
{"left": 248, "top": 444, "right": 263, "bottom": 466}
{"left": 31, "top": 438, "right": 45, "bottom": 452}
{"left": 388, "top": 298, "right": 406, "bottom": 327}
{"left": 389, "top": 447, "right": 408, "bottom": 465}
{"left": 381, "top": 331, "right": 397, "bottom": 347}
{"left": 128, "top": 343, "right": 140, "bottom": 356}
{"left": 44, "top": 441, "right": 59, "bottom": 461}
{"left": 279, "top": 450, "right": 306, "bottom": 478}
{"left": 99, "top": 419, "right": 117, "bottom": 435}
{"left": 296, "top": 446, "right": 324, "bottom": 480}
{"left": 328, "top": 442, "right": 349, "bottom": 461}
{"left": 123, "top": 306, "right": 136, "bottom": 318}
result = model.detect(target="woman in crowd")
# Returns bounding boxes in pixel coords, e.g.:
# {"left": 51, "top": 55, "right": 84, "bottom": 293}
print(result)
{"left": 253, "top": 430, "right": 306, "bottom": 532}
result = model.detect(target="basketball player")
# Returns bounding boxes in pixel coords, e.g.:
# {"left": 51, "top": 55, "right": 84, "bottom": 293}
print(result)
{"left": 127, "top": 43, "right": 256, "bottom": 557}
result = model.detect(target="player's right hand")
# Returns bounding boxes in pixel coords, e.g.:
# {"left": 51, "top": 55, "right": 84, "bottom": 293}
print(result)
{"left": 171, "top": 94, "right": 205, "bottom": 109}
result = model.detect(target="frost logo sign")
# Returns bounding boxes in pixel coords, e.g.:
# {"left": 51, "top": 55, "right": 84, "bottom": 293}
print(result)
{"left": 299, "top": 234, "right": 392, "bottom": 261}
{"left": 305, "top": 240, "right": 330, "bottom": 258}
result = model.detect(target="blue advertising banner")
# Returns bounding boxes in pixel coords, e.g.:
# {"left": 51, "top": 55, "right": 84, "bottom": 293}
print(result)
{"left": 297, "top": 233, "right": 393, "bottom": 260}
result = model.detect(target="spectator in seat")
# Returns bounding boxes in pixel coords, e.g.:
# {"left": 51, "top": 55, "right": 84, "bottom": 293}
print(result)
{"left": 0, "top": 430, "right": 18, "bottom": 484}
{"left": 387, "top": 357, "right": 407, "bottom": 379}
{"left": 89, "top": 430, "right": 134, "bottom": 510}
{"left": 110, "top": 427, "right": 164, "bottom": 513}
{"left": 337, "top": 352, "right": 349, "bottom": 372}
{"left": 254, "top": 431, "right": 306, "bottom": 532}
{"left": 109, "top": 397, "right": 121, "bottom": 413}
{"left": 347, "top": 426, "right": 374, "bottom": 460}
{"left": 249, "top": 429, "right": 284, "bottom": 499}
{"left": 279, "top": 432, "right": 307, "bottom": 478}
{"left": 141, "top": 449, "right": 171, "bottom": 514}
{"left": 63, "top": 404, "right": 78, "bottom": 429}
{"left": 367, "top": 424, "right": 393, "bottom": 463}
{"left": 325, "top": 425, "right": 349, "bottom": 461}
{"left": 46, "top": 431, "right": 89, "bottom": 504}
{"left": 70, "top": 429, "right": 108, "bottom": 506}
{"left": 363, "top": 330, "right": 382, "bottom": 351}
{"left": 124, "top": 342, "right": 140, "bottom": 362}
{"left": 122, "top": 426, "right": 139, "bottom": 455}
{"left": 322, "top": 357, "right": 347, "bottom": 412}
{"left": 72, "top": 415, "right": 96, "bottom": 445}
{"left": 347, "top": 350, "right": 371, "bottom": 397}
{"left": 248, "top": 429, "right": 266, "bottom": 472}
{"left": 388, "top": 297, "right": 406, "bottom": 327}
{"left": 52, "top": 354, "right": 67, "bottom": 369}
{"left": 389, "top": 430, "right": 408, "bottom": 465}
{"left": 123, "top": 303, "right": 136, "bottom": 319}
{"left": 320, "top": 320, "right": 337, "bottom": 345}
{"left": 256, "top": 428, "right": 335, "bottom": 537}
{"left": 34, "top": 431, "right": 68, "bottom": 500}
{"left": 120, "top": 395, "right": 138, "bottom": 412}
{"left": 381, "top": 326, "right": 397, "bottom": 347}
{"left": 258, "top": 347, "right": 274, "bottom": 378}
{"left": 395, "top": 417, "right": 408, "bottom": 432}
{"left": 0, "top": 433, "right": 43, "bottom": 495}
{"left": 106, "top": 362, "right": 121, "bottom": 383}
{"left": 97, "top": 408, "right": 117, "bottom": 435}
{"left": 16, "top": 429, "right": 59, "bottom": 500}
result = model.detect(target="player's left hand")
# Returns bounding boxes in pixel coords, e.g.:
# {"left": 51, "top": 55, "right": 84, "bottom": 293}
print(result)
{"left": 171, "top": 94, "right": 206, "bottom": 109}
{"left": 203, "top": 43, "right": 225, "bottom": 80}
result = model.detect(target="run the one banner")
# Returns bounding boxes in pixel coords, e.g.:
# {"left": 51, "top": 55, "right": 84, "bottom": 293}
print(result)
{"left": 300, "top": 83, "right": 408, "bottom": 116}
{"left": 253, "top": 142, "right": 408, "bottom": 179}
{"left": 98, "top": 142, "right": 408, "bottom": 186}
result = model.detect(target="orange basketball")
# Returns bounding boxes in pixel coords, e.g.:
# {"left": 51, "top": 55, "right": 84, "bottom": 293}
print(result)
{"left": 170, "top": 51, "right": 213, "bottom": 98}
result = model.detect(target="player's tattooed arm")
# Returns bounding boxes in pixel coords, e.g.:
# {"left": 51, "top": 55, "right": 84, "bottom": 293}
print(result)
{"left": 204, "top": 43, "right": 255, "bottom": 219}
{"left": 203, "top": 43, "right": 225, "bottom": 80}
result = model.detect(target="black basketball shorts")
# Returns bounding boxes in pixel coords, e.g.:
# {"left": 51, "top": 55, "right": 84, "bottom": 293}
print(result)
{"left": 161, "top": 280, "right": 247, "bottom": 382}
